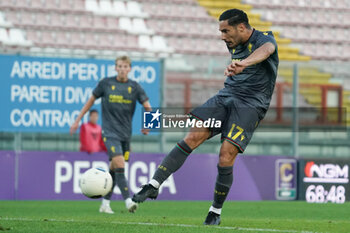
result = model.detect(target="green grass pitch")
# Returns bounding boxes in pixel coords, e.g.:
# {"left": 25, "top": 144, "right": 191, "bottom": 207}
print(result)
{"left": 0, "top": 201, "right": 349, "bottom": 233}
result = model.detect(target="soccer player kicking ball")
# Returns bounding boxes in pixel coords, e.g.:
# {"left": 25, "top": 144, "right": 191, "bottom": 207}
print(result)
{"left": 71, "top": 56, "right": 152, "bottom": 214}
{"left": 133, "top": 9, "right": 279, "bottom": 225}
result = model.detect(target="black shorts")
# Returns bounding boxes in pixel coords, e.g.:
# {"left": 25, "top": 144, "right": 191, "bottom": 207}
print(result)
{"left": 190, "top": 94, "right": 265, "bottom": 153}
{"left": 103, "top": 137, "right": 130, "bottom": 161}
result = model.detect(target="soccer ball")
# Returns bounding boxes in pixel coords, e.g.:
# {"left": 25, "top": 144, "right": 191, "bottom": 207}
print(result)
{"left": 80, "top": 167, "right": 113, "bottom": 199}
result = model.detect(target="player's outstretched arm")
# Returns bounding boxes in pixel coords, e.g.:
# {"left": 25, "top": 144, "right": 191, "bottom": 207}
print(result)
{"left": 226, "top": 42, "right": 276, "bottom": 76}
{"left": 142, "top": 100, "right": 152, "bottom": 112}
{"left": 141, "top": 100, "right": 152, "bottom": 135}
{"left": 70, "top": 95, "right": 96, "bottom": 135}
{"left": 240, "top": 42, "right": 275, "bottom": 67}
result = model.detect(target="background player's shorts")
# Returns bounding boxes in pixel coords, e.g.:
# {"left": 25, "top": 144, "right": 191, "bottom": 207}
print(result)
{"left": 190, "top": 94, "right": 265, "bottom": 153}
{"left": 103, "top": 137, "right": 130, "bottom": 161}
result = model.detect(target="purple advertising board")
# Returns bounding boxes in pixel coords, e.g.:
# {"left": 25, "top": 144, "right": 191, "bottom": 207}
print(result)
{"left": 0, "top": 151, "right": 296, "bottom": 200}
{"left": 0, "top": 151, "right": 16, "bottom": 200}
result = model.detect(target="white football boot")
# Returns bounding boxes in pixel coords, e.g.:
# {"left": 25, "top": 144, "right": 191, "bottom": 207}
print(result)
{"left": 125, "top": 198, "right": 138, "bottom": 213}
{"left": 99, "top": 204, "right": 115, "bottom": 214}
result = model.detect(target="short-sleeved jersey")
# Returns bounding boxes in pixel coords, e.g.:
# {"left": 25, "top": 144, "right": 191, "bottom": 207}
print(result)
{"left": 219, "top": 29, "right": 279, "bottom": 112}
{"left": 93, "top": 76, "right": 149, "bottom": 140}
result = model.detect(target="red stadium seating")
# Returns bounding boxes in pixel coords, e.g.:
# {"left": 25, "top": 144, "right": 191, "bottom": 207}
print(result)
{"left": 0, "top": 0, "right": 349, "bottom": 60}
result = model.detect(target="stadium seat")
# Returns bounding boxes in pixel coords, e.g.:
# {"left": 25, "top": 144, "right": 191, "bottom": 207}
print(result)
{"left": 335, "top": 28, "right": 347, "bottom": 42}
{"left": 84, "top": 33, "right": 97, "bottom": 48}
{"left": 3, "top": 11, "right": 18, "bottom": 25}
{"left": 343, "top": 45, "right": 350, "bottom": 60}
{"left": 0, "top": 28, "right": 12, "bottom": 44}
{"left": 79, "top": 15, "right": 93, "bottom": 30}
{"left": 8, "top": 28, "right": 32, "bottom": 46}
{"left": 12, "top": 0, "right": 30, "bottom": 9}
{"left": 72, "top": 0, "right": 85, "bottom": 11}
{"left": 0, "top": 0, "right": 14, "bottom": 8}
{"left": 34, "top": 12, "right": 50, "bottom": 28}
{"left": 25, "top": 30, "right": 39, "bottom": 43}
{"left": 113, "top": 1, "right": 127, "bottom": 16}
{"left": 65, "top": 14, "right": 78, "bottom": 29}
{"left": 126, "top": 1, "right": 148, "bottom": 18}
{"left": 30, "top": 0, "right": 45, "bottom": 9}
{"left": 132, "top": 18, "right": 153, "bottom": 34}
{"left": 119, "top": 17, "right": 132, "bottom": 31}
{"left": 125, "top": 34, "right": 140, "bottom": 50}
{"left": 104, "top": 17, "right": 116, "bottom": 30}
{"left": 152, "top": 35, "right": 173, "bottom": 52}
{"left": 138, "top": 34, "right": 171, "bottom": 52}
{"left": 57, "top": 0, "right": 72, "bottom": 11}
{"left": 48, "top": 13, "right": 59, "bottom": 28}
{"left": 138, "top": 34, "right": 152, "bottom": 49}
{"left": 343, "top": 13, "right": 350, "bottom": 26}
{"left": 0, "top": 12, "right": 12, "bottom": 27}
{"left": 99, "top": 0, "right": 115, "bottom": 16}
{"left": 45, "top": 0, "right": 58, "bottom": 10}
{"left": 85, "top": 0, "right": 99, "bottom": 12}
{"left": 0, "top": 0, "right": 347, "bottom": 61}
{"left": 55, "top": 31, "right": 70, "bottom": 47}
{"left": 68, "top": 32, "right": 84, "bottom": 48}
{"left": 111, "top": 33, "right": 128, "bottom": 49}
{"left": 92, "top": 16, "right": 106, "bottom": 30}
{"left": 117, "top": 17, "right": 152, "bottom": 34}
{"left": 39, "top": 31, "right": 55, "bottom": 47}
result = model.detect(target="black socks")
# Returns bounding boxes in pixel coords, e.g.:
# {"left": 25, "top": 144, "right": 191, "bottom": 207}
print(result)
{"left": 104, "top": 168, "right": 130, "bottom": 200}
{"left": 212, "top": 165, "right": 233, "bottom": 209}
{"left": 152, "top": 140, "right": 192, "bottom": 185}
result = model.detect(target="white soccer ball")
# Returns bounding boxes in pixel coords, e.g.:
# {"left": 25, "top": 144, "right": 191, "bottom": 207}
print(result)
{"left": 80, "top": 167, "right": 113, "bottom": 199}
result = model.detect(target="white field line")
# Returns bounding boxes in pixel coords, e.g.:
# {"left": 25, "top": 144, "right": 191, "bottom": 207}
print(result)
{"left": 0, "top": 217, "right": 316, "bottom": 233}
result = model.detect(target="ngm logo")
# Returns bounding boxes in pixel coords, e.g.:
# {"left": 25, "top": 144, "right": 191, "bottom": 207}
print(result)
{"left": 303, "top": 161, "right": 349, "bottom": 184}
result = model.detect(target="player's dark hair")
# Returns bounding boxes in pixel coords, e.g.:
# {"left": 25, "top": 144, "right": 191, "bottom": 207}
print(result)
{"left": 89, "top": 109, "right": 98, "bottom": 115}
{"left": 219, "top": 9, "right": 251, "bottom": 29}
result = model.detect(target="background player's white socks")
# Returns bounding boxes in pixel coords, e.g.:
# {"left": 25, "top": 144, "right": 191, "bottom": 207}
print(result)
{"left": 149, "top": 179, "right": 160, "bottom": 189}
{"left": 102, "top": 198, "right": 110, "bottom": 206}
{"left": 209, "top": 206, "right": 222, "bottom": 215}
{"left": 125, "top": 198, "right": 133, "bottom": 207}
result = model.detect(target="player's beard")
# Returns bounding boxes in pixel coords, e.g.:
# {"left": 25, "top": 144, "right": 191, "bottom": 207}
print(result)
{"left": 226, "top": 42, "right": 235, "bottom": 49}
{"left": 225, "top": 35, "right": 243, "bottom": 49}
{"left": 226, "top": 40, "right": 241, "bottom": 49}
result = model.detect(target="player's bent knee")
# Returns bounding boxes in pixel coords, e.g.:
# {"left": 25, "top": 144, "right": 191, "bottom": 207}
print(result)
{"left": 110, "top": 155, "right": 125, "bottom": 169}
{"left": 219, "top": 152, "right": 237, "bottom": 166}
{"left": 219, "top": 143, "right": 238, "bottom": 166}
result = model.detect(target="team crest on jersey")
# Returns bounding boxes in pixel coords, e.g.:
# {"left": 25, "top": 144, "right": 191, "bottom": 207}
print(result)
{"left": 263, "top": 32, "right": 268, "bottom": 35}
{"left": 128, "top": 86, "right": 132, "bottom": 94}
{"left": 111, "top": 85, "right": 115, "bottom": 90}
{"left": 248, "top": 43, "right": 252, "bottom": 53}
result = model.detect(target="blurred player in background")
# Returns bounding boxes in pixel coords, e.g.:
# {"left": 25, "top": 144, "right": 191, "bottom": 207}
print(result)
{"left": 79, "top": 109, "right": 107, "bottom": 154}
{"left": 71, "top": 55, "right": 152, "bottom": 214}
{"left": 133, "top": 9, "right": 279, "bottom": 225}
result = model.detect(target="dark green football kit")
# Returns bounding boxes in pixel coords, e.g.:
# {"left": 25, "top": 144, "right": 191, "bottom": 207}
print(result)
{"left": 191, "top": 29, "right": 279, "bottom": 152}
{"left": 93, "top": 76, "right": 148, "bottom": 160}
